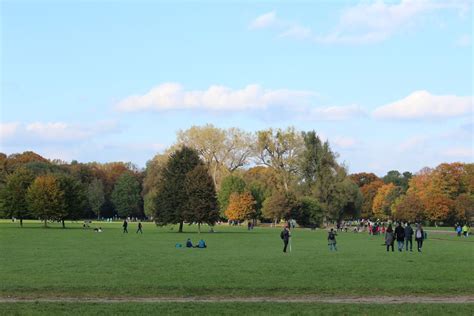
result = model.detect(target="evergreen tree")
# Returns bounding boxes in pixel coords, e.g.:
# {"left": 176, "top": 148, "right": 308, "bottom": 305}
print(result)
{"left": 111, "top": 173, "right": 142, "bottom": 218}
{"left": 154, "top": 146, "right": 201, "bottom": 232}
{"left": 183, "top": 164, "right": 219, "bottom": 232}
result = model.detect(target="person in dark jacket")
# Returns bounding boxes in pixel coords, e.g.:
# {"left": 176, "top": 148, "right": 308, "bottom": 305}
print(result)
{"left": 385, "top": 224, "right": 394, "bottom": 252}
{"left": 394, "top": 222, "right": 405, "bottom": 252}
{"left": 328, "top": 228, "right": 337, "bottom": 251}
{"left": 404, "top": 222, "right": 414, "bottom": 252}
{"left": 122, "top": 220, "right": 128, "bottom": 233}
{"left": 136, "top": 222, "right": 143, "bottom": 234}
{"left": 186, "top": 238, "right": 193, "bottom": 248}
{"left": 280, "top": 226, "right": 291, "bottom": 253}
{"left": 415, "top": 224, "right": 425, "bottom": 252}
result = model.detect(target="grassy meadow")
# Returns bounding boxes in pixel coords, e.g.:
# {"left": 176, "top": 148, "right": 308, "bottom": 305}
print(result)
{"left": 1, "top": 220, "right": 473, "bottom": 298}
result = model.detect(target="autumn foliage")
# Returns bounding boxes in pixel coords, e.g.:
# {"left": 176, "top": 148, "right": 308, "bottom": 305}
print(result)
{"left": 225, "top": 191, "right": 256, "bottom": 221}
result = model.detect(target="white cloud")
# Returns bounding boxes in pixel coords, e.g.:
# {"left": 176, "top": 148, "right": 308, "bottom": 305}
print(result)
{"left": 373, "top": 90, "right": 473, "bottom": 119}
{"left": 398, "top": 135, "right": 429, "bottom": 151}
{"left": 116, "top": 83, "right": 317, "bottom": 112}
{"left": 0, "top": 120, "right": 120, "bottom": 144}
{"left": 0, "top": 122, "right": 20, "bottom": 139}
{"left": 249, "top": 11, "right": 277, "bottom": 29}
{"left": 442, "top": 147, "right": 473, "bottom": 158}
{"left": 332, "top": 136, "right": 358, "bottom": 149}
{"left": 250, "top": 1, "right": 471, "bottom": 44}
{"left": 302, "top": 104, "right": 366, "bottom": 121}
{"left": 455, "top": 34, "right": 472, "bottom": 46}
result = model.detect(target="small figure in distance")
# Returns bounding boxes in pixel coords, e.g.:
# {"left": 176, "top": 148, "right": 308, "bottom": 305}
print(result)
{"left": 136, "top": 222, "right": 143, "bottom": 234}
{"left": 456, "top": 224, "right": 462, "bottom": 237}
{"left": 462, "top": 224, "right": 469, "bottom": 237}
{"left": 196, "top": 239, "right": 207, "bottom": 248}
{"left": 394, "top": 222, "right": 405, "bottom": 252}
{"left": 415, "top": 224, "right": 425, "bottom": 252}
{"left": 280, "top": 225, "right": 291, "bottom": 253}
{"left": 385, "top": 224, "right": 394, "bottom": 252}
{"left": 186, "top": 238, "right": 193, "bottom": 248}
{"left": 93, "top": 227, "right": 102, "bottom": 232}
{"left": 328, "top": 228, "right": 337, "bottom": 251}
{"left": 404, "top": 222, "right": 414, "bottom": 252}
{"left": 123, "top": 219, "right": 128, "bottom": 234}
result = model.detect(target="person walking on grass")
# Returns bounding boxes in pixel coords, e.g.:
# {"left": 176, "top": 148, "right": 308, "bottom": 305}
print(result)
{"left": 328, "top": 228, "right": 337, "bottom": 251}
{"left": 456, "top": 224, "right": 462, "bottom": 237}
{"left": 394, "top": 222, "right": 405, "bottom": 252}
{"left": 280, "top": 225, "right": 291, "bottom": 253}
{"left": 415, "top": 224, "right": 424, "bottom": 252}
{"left": 462, "top": 224, "right": 469, "bottom": 237}
{"left": 122, "top": 219, "right": 128, "bottom": 233}
{"left": 404, "top": 222, "right": 414, "bottom": 252}
{"left": 136, "top": 222, "right": 143, "bottom": 234}
{"left": 385, "top": 224, "right": 394, "bottom": 252}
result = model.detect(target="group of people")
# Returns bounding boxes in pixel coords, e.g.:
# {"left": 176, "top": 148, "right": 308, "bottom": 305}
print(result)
{"left": 186, "top": 238, "right": 207, "bottom": 248}
{"left": 455, "top": 224, "right": 470, "bottom": 237}
{"left": 122, "top": 220, "right": 143, "bottom": 234}
{"left": 384, "top": 222, "right": 425, "bottom": 252}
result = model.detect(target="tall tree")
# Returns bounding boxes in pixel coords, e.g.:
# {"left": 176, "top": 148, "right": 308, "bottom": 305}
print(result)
{"left": 372, "top": 183, "right": 401, "bottom": 220}
{"left": 111, "top": 173, "right": 142, "bottom": 218}
{"left": 26, "top": 174, "right": 66, "bottom": 228}
{"left": 225, "top": 191, "right": 256, "bottom": 222}
{"left": 290, "top": 196, "right": 324, "bottom": 228}
{"left": 391, "top": 192, "right": 425, "bottom": 222}
{"left": 359, "top": 180, "right": 384, "bottom": 218}
{"left": 0, "top": 167, "right": 35, "bottom": 227}
{"left": 154, "top": 146, "right": 202, "bottom": 232}
{"left": 255, "top": 127, "right": 303, "bottom": 192}
{"left": 350, "top": 172, "right": 379, "bottom": 188}
{"left": 88, "top": 178, "right": 105, "bottom": 220}
{"left": 262, "top": 191, "right": 297, "bottom": 223}
{"left": 183, "top": 164, "right": 220, "bottom": 232}
{"left": 57, "top": 174, "right": 87, "bottom": 228}
{"left": 217, "top": 175, "right": 246, "bottom": 216}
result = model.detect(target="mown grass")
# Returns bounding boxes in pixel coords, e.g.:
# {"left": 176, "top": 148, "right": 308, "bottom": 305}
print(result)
{"left": 0, "top": 220, "right": 473, "bottom": 298}
{"left": 1, "top": 302, "right": 474, "bottom": 316}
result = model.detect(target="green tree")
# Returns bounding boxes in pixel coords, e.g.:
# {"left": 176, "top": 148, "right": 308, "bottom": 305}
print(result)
{"left": 217, "top": 175, "right": 246, "bottom": 216}
{"left": 57, "top": 174, "right": 87, "bottom": 228}
{"left": 183, "top": 164, "right": 220, "bottom": 232}
{"left": 111, "top": 173, "right": 142, "bottom": 218}
{"left": 26, "top": 174, "right": 66, "bottom": 228}
{"left": 262, "top": 191, "right": 297, "bottom": 223}
{"left": 0, "top": 167, "right": 35, "bottom": 227}
{"left": 154, "top": 146, "right": 202, "bottom": 232}
{"left": 291, "top": 196, "right": 324, "bottom": 228}
{"left": 88, "top": 178, "right": 105, "bottom": 219}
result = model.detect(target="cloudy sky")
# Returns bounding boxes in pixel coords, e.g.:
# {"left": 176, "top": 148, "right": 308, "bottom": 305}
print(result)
{"left": 1, "top": 0, "right": 472, "bottom": 175}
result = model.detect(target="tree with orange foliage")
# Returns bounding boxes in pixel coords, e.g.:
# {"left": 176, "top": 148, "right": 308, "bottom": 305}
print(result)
{"left": 391, "top": 192, "right": 425, "bottom": 222}
{"left": 350, "top": 172, "right": 379, "bottom": 188}
{"left": 225, "top": 191, "right": 256, "bottom": 221}
{"left": 360, "top": 180, "right": 384, "bottom": 218}
{"left": 454, "top": 193, "right": 474, "bottom": 221}
{"left": 372, "top": 183, "right": 401, "bottom": 220}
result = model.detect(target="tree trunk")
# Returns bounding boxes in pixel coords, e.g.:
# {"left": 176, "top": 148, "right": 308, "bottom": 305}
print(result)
{"left": 44, "top": 218, "right": 47, "bottom": 228}
{"left": 62, "top": 219, "right": 65, "bottom": 229}
{"left": 178, "top": 221, "right": 183, "bottom": 233}
{"left": 20, "top": 217, "right": 23, "bottom": 228}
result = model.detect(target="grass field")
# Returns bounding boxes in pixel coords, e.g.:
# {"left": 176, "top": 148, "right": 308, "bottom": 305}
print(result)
{"left": 1, "top": 220, "right": 473, "bottom": 314}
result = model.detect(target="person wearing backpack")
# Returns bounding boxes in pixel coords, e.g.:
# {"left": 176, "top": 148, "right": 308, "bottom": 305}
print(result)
{"left": 404, "top": 222, "right": 414, "bottom": 252}
{"left": 415, "top": 224, "right": 425, "bottom": 252}
{"left": 280, "top": 226, "right": 291, "bottom": 253}
{"left": 385, "top": 224, "right": 394, "bottom": 252}
{"left": 328, "top": 228, "right": 337, "bottom": 251}
{"left": 394, "top": 222, "right": 405, "bottom": 252}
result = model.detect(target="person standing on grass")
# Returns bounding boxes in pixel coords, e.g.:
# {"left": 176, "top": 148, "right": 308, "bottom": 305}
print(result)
{"left": 385, "top": 224, "right": 394, "bottom": 252}
{"left": 328, "top": 228, "right": 337, "bottom": 251}
{"left": 394, "top": 222, "right": 405, "bottom": 252}
{"left": 462, "top": 224, "right": 468, "bottom": 237}
{"left": 280, "top": 226, "right": 291, "bottom": 253}
{"left": 404, "top": 222, "right": 414, "bottom": 252}
{"left": 415, "top": 224, "right": 424, "bottom": 252}
{"left": 456, "top": 224, "right": 462, "bottom": 237}
{"left": 122, "top": 219, "right": 128, "bottom": 233}
{"left": 136, "top": 221, "right": 143, "bottom": 234}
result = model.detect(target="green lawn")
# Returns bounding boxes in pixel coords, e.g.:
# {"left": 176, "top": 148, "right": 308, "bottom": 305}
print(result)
{"left": 0, "top": 220, "right": 473, "bottom": 298}
{"left": 1, "top": 302, "right": 474, "bottom": 316}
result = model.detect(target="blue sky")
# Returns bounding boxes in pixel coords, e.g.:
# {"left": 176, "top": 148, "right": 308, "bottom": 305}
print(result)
{"left": 1, "top": 0, "right": 472, "bottom": 175}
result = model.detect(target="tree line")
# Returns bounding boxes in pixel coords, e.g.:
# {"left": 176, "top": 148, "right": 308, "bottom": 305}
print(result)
{"left": 0, "top": 125, "right": 472, "bottom": 229}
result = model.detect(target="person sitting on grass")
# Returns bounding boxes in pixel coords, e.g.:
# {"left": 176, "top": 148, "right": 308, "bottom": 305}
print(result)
{"left": 196, "top": 239, "right": 207, "bottom": 248}
{"left": 93, "top": 227, "right": 102, "bottom": 232}
{"left": 186, "top": 238, "right": 193, "bottom": 248}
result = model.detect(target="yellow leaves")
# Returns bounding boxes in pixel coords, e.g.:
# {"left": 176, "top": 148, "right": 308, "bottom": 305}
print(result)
{"left": 225, "top": 191, "right": 256, "bottom": 221}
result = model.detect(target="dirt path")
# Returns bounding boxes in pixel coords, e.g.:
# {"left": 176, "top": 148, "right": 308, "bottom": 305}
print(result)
{"left": 1, "top": 296, "right": 473, "bottom": 304}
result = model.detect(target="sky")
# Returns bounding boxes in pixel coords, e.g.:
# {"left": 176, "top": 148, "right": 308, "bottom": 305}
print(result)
{"left": 0, "top": 0, "right": 472, "bottom": 176}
